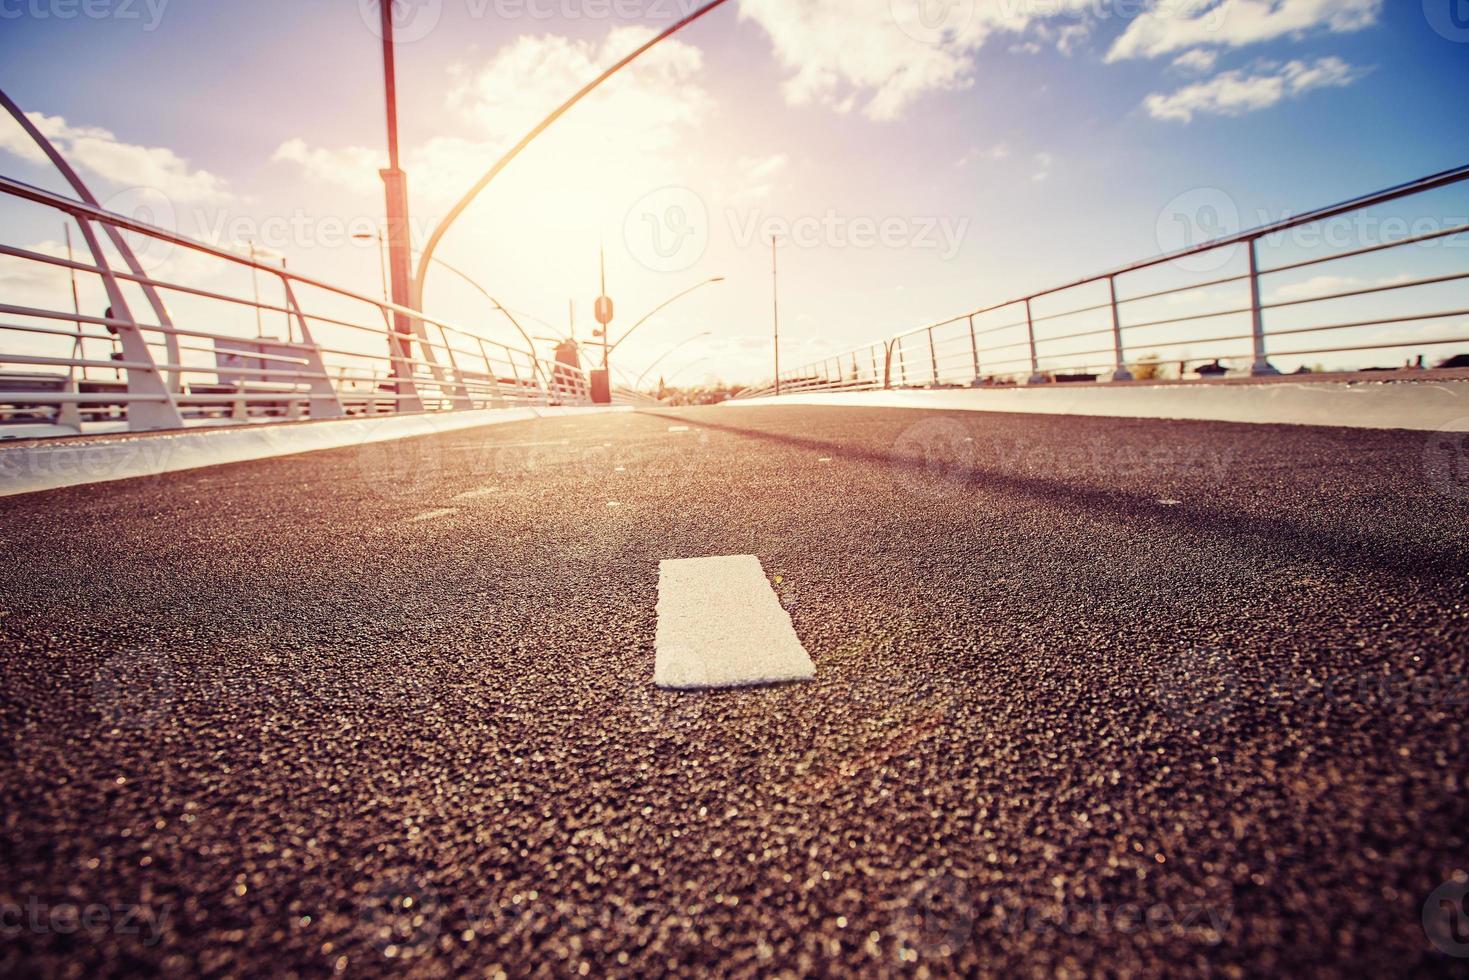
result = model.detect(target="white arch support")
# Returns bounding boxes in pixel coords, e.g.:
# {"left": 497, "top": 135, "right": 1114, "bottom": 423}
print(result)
{"left": 0, "top": 86, "right": 184, "bottom": 394}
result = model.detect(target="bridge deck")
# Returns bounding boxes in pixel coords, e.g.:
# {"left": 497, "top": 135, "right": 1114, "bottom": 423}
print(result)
{"left": 3, "top": 405, "right": 1466, "bottom": 975}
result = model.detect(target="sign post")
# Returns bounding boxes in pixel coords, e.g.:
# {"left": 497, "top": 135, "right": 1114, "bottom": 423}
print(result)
{"left": 590, "top": 249, "right": 613, "bottom": 404}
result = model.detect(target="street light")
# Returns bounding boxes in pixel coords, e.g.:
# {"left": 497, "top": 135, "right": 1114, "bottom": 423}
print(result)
{"left": 604, "top": 276, "right": 725, "bottom": 363}
{"left": 352, "top": 229, "right": 391, "bottom": 305}
{"left": 412, "top": 0, "right": 733, "bottom": 312}
{"left": 635, "top": 330, "right": 712, "bottom": 390}
{"left": 370, "top": 0, "right": 415, "bottom": 386}
{"left": 662, "top": 356, "right": 710, "bottom": 387}
{"left": 353, "top": 231, "right": 544, "bottom": 376}
{"left": 238, "top": 239, "right": 286, "bottom": 339}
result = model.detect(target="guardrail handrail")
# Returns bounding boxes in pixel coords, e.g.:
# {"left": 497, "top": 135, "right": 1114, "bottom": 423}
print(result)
{"left": 0, "top": 173, "right": 597, "bottom": 434}
{"left": 741, "top": 165, "right": 1469, "bottom": 397}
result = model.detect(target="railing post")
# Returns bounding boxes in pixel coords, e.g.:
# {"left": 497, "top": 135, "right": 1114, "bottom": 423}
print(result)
{"left": 968, "top": 314, "right": 980, "bottom": 386}
{"left": 927, "top": 326, "right": 938, "bottom": 386}
{"left": 435, "top": 325, "right": 475, "bottom": 409}
{"left": 506, "top": 347, "right": 526, "bottom": 403}
{"left": 378, "top": 305, "right": 425, "bottom": 413}
{"left": 73, "top": 216, "right": 183, "bottom": 431}
{"left": 897, "top": 337, "right": 908, "bottom": 385}
{"left": 281, "top": 279, "right": 345, "bottom": 419}
{"left": 882, "top": 341, "right": 894, "bottom": 390}
{"left": 1108, "top": 275, "right": 1133, "bottom": 382}
{"left": 474, "top": 337, "right": 505, "bottom": 408}
{"left": 1248, "top": 237, "right": 1280, "bottom": 376}
{"left": 1025, "top": 298, "right": 1046, "bottom": 385}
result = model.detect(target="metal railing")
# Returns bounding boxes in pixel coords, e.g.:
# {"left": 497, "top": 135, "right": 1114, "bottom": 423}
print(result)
{"left": 0, "top": 174, "right": 595, "bottom": 437}
{"left": 739, "top": 166, "right": 1469, "bottom": 398}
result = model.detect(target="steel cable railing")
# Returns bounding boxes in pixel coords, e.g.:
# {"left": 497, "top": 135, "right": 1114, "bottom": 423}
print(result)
{"left": 0, "top": 174, "right": 592, "bottom": 437}
{"left": 738, "top": 165, "right": 1469, "bottom": 398}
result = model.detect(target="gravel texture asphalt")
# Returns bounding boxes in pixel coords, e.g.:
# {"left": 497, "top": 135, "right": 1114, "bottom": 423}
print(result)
{"left": 2, "top": 404, "right": 1469, "bottom": 979}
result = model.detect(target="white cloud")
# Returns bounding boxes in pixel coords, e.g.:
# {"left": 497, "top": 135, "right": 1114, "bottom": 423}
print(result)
{"left": 0, "top": 111, "right": 232, "bottom": 205}
{"left": 732, "top": 153, "right": 789, "bottom": 202}
{"left": 956, "top": 143, "right": 1011, "bottom": 167}
{"left": 739, "top": 153, "right": 789, "bottom": 181}
{"left": 1271, "top": 272, "right": 1411, "bottom": 301}
{"left": 446, "top": 27, "right": 709, "bottom": 151}
{"left": 1109, "top": 0, "right": 1382, "bottom": 62}
{"left": 1172, "top": 48, "right": 1219, "bottom": 73}
{"left": 275, "top": 27, "right": 713, "bottom": 213}
{"left": 270, "top": 139, "right": 383, "bottom": 196}
{"left": 1032, "top": 151, "right": 1055, "bottom": 182}
{"left": 1143, "top": 57, "right": 1363, "bottom": 123}
{"left": 1047, "top": 21, "right": 1094, "bottom": 57}
{"left": 736, "top": 0, "right": 1098, "bottom": 121}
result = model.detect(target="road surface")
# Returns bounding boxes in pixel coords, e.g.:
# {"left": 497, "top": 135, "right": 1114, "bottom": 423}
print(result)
{"left": 3, "top": 404, "right": 1468, "bottom": 977}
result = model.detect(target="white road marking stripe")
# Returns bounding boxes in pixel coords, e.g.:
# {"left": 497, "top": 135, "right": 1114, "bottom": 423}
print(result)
{"left": 454, "top": 487, "right": 499, "bottom": 500}
{"left": 409, "top": 508, "right": 457, "bottom": 523}
{"left": 654, "top": 555, "right": 815, "bottom": 690}
{"left": 668, "top": 425, "right": 689, "bottom": 432}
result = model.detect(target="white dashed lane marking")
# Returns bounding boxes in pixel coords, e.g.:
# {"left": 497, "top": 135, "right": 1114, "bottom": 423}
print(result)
{"left": 654, "top": 555, "right": 815, "bottom": 690}
{"left": 409, "top": 508, "right": 457, "bottom": 523}
{"left": 454, "top": 488, "right": 499, "bottom": 500}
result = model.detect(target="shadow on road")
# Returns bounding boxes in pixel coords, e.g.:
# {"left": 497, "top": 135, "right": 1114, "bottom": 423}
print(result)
{"left": 640, "top": 408, "right": 1469, "bottom": 584}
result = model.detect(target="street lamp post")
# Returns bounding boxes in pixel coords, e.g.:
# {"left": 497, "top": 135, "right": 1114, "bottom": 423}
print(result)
{"left": 635, "top": 330, "right": 712, "bottom": 391}
{"left": 605, "top": 277, "right": 725, "bottom": 358}
{"left": 593, "top": 275, "right": 724, "bottom": 404}
{"left": 354, "top": 228, "right": 390, "bottom": 305}
{"left": 411, "top": 0, "right": 733, "bottom": 312}
{"left": 376, "top": 0, "right": 415, "bottom": 385}
{"left": 771, "top": 236, "right": 780, "bottom": 396}
{"left": 356, "top": 230, "right": 550, "bottom": 385}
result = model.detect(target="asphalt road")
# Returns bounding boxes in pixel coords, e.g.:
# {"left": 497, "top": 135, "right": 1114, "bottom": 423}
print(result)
{"left": 3, "top": 404, "right": 1469, "bottom": 978}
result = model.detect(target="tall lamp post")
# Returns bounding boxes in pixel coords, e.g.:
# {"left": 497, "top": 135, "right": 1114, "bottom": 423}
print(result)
{"left": 411, "top": 0, "right": 733, "bottom": 312}
{"left": 771, "top": 235, "right": 780, "bottom": 396}
{"left": 591, "top": 274, "right": 723, "bottom": 403}
{"left": 635, "top": 330, "right": 712, "bottom": 390}
{"left": 355, "top": 230, "right": 549, "bottom": 384}
{"left": 605, "top": 276, "right": 725, "bottom": 360}
{"left": 376, "top": 0, "right": 415, "bottom": 385}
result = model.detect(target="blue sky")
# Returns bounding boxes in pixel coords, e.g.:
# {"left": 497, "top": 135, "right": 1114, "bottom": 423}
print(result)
{"left": 2, "top": 0, "right": 1467, "bottom": 383}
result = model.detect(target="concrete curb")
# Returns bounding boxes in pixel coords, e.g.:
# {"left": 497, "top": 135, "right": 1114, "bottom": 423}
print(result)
{"left": 0, "top": 405, "right": 630, "bottom": 498}
{"left": 732, "top": 382, "right": 1469, "bottom": 433}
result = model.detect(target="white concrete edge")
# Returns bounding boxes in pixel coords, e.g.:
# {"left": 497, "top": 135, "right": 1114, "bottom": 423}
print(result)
{"left": 731, "top": 382, "right": 1469, "bottom": 433}
{"left": 0, "top": 405, "right": 632, "bottom": 499}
